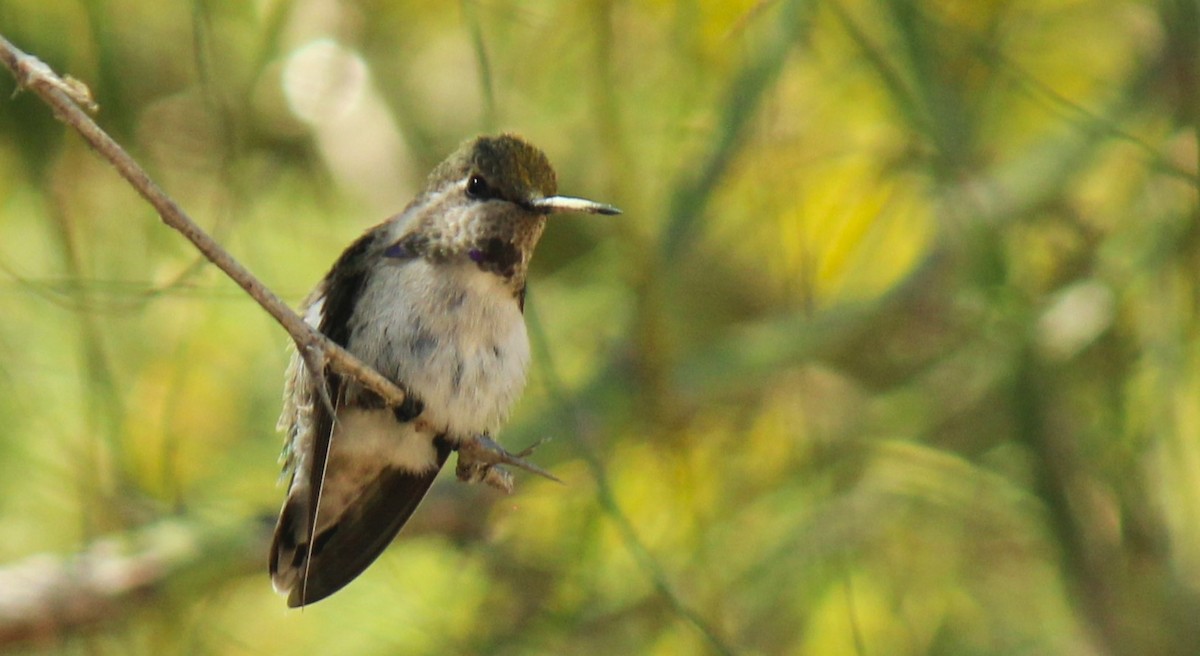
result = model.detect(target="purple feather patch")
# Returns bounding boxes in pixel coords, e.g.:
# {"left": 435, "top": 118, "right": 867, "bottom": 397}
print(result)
{"left": 384, "top": 242, "right": 412, "bottom": 259}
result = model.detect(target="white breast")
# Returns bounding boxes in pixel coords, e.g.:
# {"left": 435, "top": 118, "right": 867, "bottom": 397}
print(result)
{"left": 346, "top": 259, "right": 530, "bottom": 440}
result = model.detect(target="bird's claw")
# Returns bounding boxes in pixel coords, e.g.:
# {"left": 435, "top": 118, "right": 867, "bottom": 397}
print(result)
{"left": 456, "top": 435, "right": 563, "bottom": 493}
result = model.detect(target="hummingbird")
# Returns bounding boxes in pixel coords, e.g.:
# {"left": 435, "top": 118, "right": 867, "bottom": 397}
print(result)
{"left": 269, "top": 134, "right": 619, "bottom": 607}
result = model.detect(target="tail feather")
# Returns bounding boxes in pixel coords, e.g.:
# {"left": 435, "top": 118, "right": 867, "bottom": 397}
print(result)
{"left": 269, "top": 460, "right": 447, "bottom": 607}
{"left": 271, "top": 379, "right": 453, "bottom": 606}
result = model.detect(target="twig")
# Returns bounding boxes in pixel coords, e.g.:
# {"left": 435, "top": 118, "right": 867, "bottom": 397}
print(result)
{"left": 660, "top": 0, "right": 808, "bottom": 261}
{"left": 461, "top": 0, "right": 496, "bottom": 133}
{"left": 524, "top": 302, "right": 739, "bottom": 656}
{"left": 0, "top": 519, "right": 270, "bottom": 649}
{"left": 0, "top": 33, "right": 409, "bottom": 409}
{"left": 0, "top": 499, "right": 496, "bottom": 649}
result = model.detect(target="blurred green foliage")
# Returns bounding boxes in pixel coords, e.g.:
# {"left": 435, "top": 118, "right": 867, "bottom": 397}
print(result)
{"left": 1, "top": 0, "right": 1199, "bottom": 654}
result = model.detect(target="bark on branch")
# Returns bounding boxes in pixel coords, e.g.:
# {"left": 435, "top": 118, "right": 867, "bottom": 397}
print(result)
{"left": 0, "top": 519, "right": 270, "bottom": 648}
{"left": 0, "top": 33, "right": 409, "bottom": 409}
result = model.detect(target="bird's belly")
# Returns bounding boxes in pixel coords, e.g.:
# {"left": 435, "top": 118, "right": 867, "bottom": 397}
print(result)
{"left": 350, "top": 262, "right": 531, "bottom": 440}
{"left": 401, "top": 318, "right": 529, "bottom": 438}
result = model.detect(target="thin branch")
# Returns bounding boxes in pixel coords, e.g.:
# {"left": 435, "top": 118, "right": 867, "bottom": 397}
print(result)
{"left": 524, "top": 301, "right": 739, "bottom": 656}
{"left": 0, "top": 518, "right": 269, "bottom": 649}
{"left": 0, "top": 495, "right": 498, "bottom": 650}
{"left": 462, "top": 0, "right": 497, "bottom": 133}
{"left": 660, "top": 0, "right": 808, "bottom": 261}
{"left": 0, "top": 33, "right": 409, "bottom": 409}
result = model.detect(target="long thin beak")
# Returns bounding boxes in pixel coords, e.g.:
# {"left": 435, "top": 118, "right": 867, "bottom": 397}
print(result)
{"left": 529, "top": 195, "right": 621, "bottom": 216}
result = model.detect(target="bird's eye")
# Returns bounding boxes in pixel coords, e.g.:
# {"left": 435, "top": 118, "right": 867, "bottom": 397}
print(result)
{"left": 466, "top": 174, "right": 496, "bottom": 200}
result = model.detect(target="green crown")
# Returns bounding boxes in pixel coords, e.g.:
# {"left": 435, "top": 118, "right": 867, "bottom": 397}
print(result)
{"left": 429, "top": 134, "right": 558, "bottom": 201}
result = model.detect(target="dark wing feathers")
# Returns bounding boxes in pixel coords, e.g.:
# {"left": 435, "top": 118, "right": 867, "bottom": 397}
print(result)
{"left": 271, "top": 230, "right": 446, "bottom": 606}
{"left": 319, "top": 230, "right": 379, "bottom": 347}
{"left": 284, "top": 438, "right": 451, "bottom": 607}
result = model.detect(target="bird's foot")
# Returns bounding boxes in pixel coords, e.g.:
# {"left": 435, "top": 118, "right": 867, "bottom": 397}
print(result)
{"left": 455, "top": 435, "right": 563, "bottom": 493}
